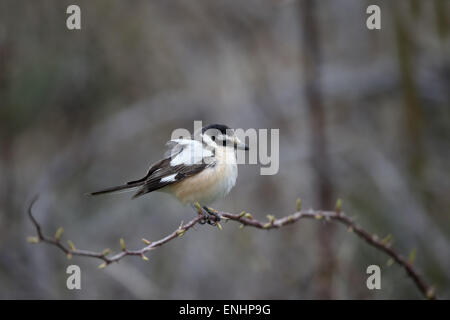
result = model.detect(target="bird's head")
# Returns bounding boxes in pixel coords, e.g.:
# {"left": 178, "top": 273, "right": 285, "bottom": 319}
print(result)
{"left": 199, "top": 124, "right": 249, "bottom": 151}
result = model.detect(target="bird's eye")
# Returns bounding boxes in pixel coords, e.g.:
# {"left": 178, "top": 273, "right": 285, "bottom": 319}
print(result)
{"left": 211, "top": 136, "right": 216, "bottom": 141}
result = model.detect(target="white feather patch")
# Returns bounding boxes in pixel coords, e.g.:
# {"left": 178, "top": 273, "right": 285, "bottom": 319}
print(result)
{"left": 161, "top": 173, "right": 177, "bottom": 183}
{"left": 169, "top": 139, "right": 213, "bottom": 166}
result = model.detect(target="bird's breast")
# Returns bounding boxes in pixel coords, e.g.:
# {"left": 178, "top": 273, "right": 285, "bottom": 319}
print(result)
{"left": 168, "top": 147, "right": 238, "bottom": 205}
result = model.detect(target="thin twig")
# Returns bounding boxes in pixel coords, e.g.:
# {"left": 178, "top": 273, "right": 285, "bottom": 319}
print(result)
{"left": 219, "top": 209, "right": 436, "bottom": 300}
{"left": 27, "top": 196, "right": 202, "bottom": 267}
{"left": 27, "top": 197, "right": 436, "bottom": 299}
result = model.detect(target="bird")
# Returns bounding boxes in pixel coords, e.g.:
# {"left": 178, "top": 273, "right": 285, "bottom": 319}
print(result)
{"left": 89, "top": 124, "right": 249, "bottom": 225}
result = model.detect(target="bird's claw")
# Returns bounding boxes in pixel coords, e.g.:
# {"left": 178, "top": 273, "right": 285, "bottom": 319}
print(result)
{"left": 198, "top": 206, "right": 221, "bottom": 226}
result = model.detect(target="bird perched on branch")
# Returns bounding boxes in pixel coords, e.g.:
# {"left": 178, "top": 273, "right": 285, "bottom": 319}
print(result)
{"left": 90, "top": 124, "right": 249, "bottom": 225}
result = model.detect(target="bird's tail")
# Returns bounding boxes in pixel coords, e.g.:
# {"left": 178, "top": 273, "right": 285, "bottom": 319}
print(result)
{"left": 89, "top": 182, "right": 143, "bottom": 196}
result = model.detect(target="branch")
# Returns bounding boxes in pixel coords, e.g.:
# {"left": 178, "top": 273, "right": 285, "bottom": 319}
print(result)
{"left": 219, "top": 207, "right": 436, "bottom": 300}
{"left": 27, "top": 197, "right": 436, "bottom": 299}
{"left": 27, "top": 196, "right": 203, "bottom": 268}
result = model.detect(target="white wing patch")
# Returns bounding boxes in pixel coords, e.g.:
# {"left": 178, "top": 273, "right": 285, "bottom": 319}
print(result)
{"left": 160, "top": 173, "right": 177, "bottom": 183}
{"left": 169, "top": 139, "right": 213, "bottom": 166}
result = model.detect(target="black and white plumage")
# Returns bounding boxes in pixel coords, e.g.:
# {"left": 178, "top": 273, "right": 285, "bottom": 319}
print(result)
{"left": 90, "top": 124, "right": 248, "bottom": 206}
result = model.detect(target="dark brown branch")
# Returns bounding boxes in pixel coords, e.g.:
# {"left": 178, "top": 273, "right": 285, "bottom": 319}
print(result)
{"left": 27, "top": 197, "right": 436, "bottom": 299}
{"left": 27, "top": 196, "right": 203, "bottom": 267}
{"left": 219, "top": 209, "right": 436, "bottom": 300}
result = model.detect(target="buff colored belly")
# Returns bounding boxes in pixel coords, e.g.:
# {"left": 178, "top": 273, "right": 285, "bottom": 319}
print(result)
{"left": 166, "top": 159, "right": 237, "bottom": 205}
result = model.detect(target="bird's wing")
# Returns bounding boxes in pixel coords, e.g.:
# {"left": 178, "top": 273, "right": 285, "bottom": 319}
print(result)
{"left": 165, "top": 138, "right": 213, "bottom": 165}
{"left": 127, "top": 139, "right": 203, "bottom": 185}
{"left": 131, "top": 139, "right": 216, "bottom": 198}
{"left": 90, "top": 139, "right": 215, "bottom": 198}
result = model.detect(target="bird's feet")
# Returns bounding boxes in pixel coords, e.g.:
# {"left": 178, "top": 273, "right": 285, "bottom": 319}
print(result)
{"left": 194, "top": 203, "right": 221, "bottom": 226}
{"left": 202, "top": 206, "right": 221, "bottom": 226}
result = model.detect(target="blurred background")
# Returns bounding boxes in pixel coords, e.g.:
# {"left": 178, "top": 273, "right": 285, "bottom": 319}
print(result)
{"left": 0, "top": 0, "right": 449, "bottom": 299}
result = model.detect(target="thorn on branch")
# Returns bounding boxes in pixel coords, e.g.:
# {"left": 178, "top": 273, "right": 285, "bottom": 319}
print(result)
{"left": 381, "top": 234, "right": 392, "bottom": 246}
{"left": 243, "top": 213, "right": 253, "bottom": 220}
{"left": 54, "top": 227, "right": 64, "bottom": 241}
{"left": 426, "top": 287, "right": 436, "bottom": 300}
{"left": 296, "top": 198, "right": 302, "bottom": 211}
{"left": 335, "top": 198, "right": 342, "bottom": 214}
{"left": 120, "top": 238, "right": 126, "bottom": 251}
{"left": 27, "top": 236, "right": 39, "bottom": 244}
{"left": 194, "top": 202, "right": 202, "bottom": 214}
{"left": 408, "top": 248, "right": 417, "bottom": 264}
{"left": 67, "top": 240, "right": 76, "bottom": 251}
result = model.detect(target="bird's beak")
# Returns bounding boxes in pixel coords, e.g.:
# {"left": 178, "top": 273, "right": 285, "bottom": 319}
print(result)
{"left": 234, "top": 137, "right": 249, "bottom": 151}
